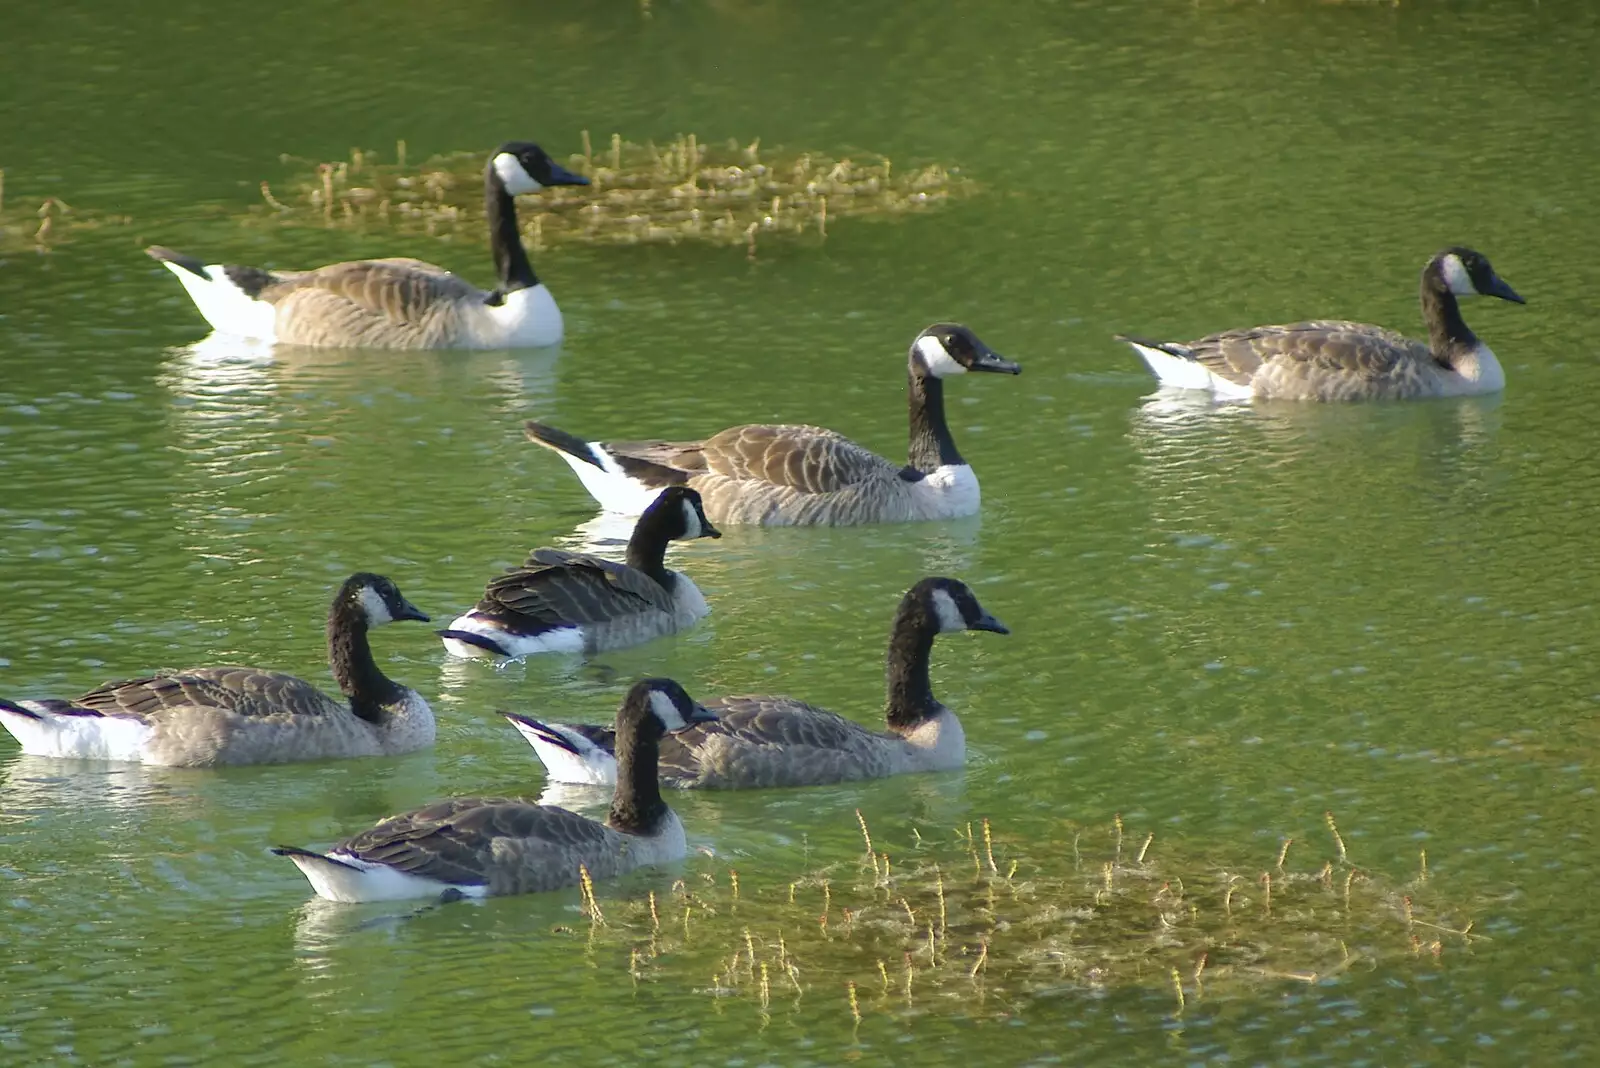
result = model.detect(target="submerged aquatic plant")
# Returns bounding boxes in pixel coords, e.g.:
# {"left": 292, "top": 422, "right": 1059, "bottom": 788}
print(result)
{"left": 250, "top": 133, "right": 969, "bottom": 255}
{"left": 0, "top": 174, "right": 128, "bottom": 252}
{"left": 557, "top": 811, "right": 1482, "bottom": 1019}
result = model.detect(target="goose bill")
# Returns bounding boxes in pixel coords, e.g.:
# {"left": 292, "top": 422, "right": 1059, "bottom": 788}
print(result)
{"left": 970, "top": 611, "right": 1010, "bottom": 635}
{"left": 546, "top": 161, "right": 591, "bottom": 187}
{"left": 1485, "top": 276, "right": 1525, "bottom": 304}
{"left": 394, "top": 598, "right": 431, "bottom": 623}
{"left": 971, "top": 347, "right": 1022, "bottom": 375}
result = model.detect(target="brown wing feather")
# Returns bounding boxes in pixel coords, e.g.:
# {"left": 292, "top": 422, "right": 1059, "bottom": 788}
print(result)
{"left": 599, "top": 425, "right": 895, "bottom": 495}
{"left": 1184, "top": 321, "right": 1428, "bottom": 381}
{"left": 696, "top": 425, "right": 896, "bottom": 493}
{"left": 658, "top": 695, "right": 890, "bottom": 787}
{"left": 258, "top": 260, "right": 484, "bottom": 322}
{"left": 72, "top": 667, "right": 339, "bottom": 722}
{"left": 338, "top": 798, "right": 615, "bottom": 885}
{"left": 478, "top": 550, "right": 668, "bottom": 625}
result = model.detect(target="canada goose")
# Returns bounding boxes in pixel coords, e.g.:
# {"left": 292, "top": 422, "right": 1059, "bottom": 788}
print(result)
{"left": 437, "top": 487, "right": 721, "bottom": 659}
{"left": 146, "top": 142, "right": 590, "bottom": 349}
{"left": 507, "top": 577, "right": 1008, "bottom": 789}
{"left": 0, "top": 574, "right": 433, "bottom": 766}
{"left": 273, "top": 678, "right": 717, "bottom": 902}
{"left": 1118, "top": 247, "right": 1525, "bottom": 402}
{"left": 523, "top": 323, "right": 1021, "bottom": 526}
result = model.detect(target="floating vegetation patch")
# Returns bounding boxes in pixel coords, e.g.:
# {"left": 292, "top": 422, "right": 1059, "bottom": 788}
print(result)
{"left": 0, "top": 171, "right": 130, "bottom": 252}
{"left": 249, "top": 133, "right": 970, "bottom": 255}
{"left": 559, "top": 812, "right": 1482, "bottom": 1020}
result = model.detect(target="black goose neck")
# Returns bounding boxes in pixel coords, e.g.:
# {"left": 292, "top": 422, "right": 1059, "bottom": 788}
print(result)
{"left": 327, "top": 599, "right": 404, "bottom": 724}
{"left": 906, "top": 367, "right": 964, "bottom": 473}
{"left": 885, "top": 598, "right": 940, "bottom": 732}
{"left": 608, "top": 711, "right": 670, "bottom": 834}
{"left": 624, "top": 509, "right": 675, "bottom": 584}
{"left": 1420, "top": 271, "right": 1477, "bottom": 364}
{"left": 485, "top": 166, "right": 537, "bottom": 293}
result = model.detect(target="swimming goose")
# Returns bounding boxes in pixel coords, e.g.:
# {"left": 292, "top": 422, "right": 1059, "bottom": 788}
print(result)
{"left": 523, "top": 323, "right": 1021, "bottom": 525}
{"left": 1118, "top": 247, "right": 1525, "bottom": 401}
{"left": 437, "top": 486, "right": 721, "bottom": 659}
{"left": 0, "top": 573, "right": 433, "bottom": 766}
{"left": 273, "top": 677, "right": 717, "bottom": 902}
{"left": 507, "top": 577, "right": 1008, "bottom": 789}
{"left": 146, "top": 141, "right": 589, "bottom": 349}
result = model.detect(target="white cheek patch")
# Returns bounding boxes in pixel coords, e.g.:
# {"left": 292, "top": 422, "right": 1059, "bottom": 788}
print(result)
{"left": 492, "top": 153, "right": 543, "bottom": 195}
{"left": 359, "top": 586, "right": 394, "bottom": 626}
{"left": 915, "top": 334, "right": 967, "bottom": 377}
{"left": 929, "top": 588, "right": 966, "bottom": 633}
{"left": 648, "top": 689, "right": 687, "bottom": 731}
{"left": 679, "top": 498, "right": 703, "bottom": 539}
{"left": 1440, "top": 254, "right": 1477, "bottom": 296}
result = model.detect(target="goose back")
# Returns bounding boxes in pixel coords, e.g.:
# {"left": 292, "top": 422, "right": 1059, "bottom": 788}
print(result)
{"left": 472, "top": 548, "right": 703, "bottom": 654}
{"left": 323, "top": 796, "right": 682, "bottom": 896}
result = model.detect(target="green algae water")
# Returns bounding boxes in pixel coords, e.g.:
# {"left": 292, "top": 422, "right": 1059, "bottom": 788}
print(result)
{"left": 3, "top": 1, "right": 1598, "bottom": 1063}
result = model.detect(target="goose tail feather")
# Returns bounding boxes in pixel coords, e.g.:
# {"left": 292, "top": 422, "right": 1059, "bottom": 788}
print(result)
{"left": 1117, "top": 334, "right": 1233, "bottom": 393}
{"left": 146, "top": 245, "right": 278, "bottom": 340}
{"left": 523, "top": 420, "right": 607, "bottom": 469}
{"left": 435, "top": 628, "right": 511, "bottom": 658}
{"left": 504, "top": 713, "right": 618, "bottom": 786}
{"left": 0, "top": 698, "right": 152, "bottom": 761}
{"left": 523, "top": 420, "right": 677, "bottom": 515}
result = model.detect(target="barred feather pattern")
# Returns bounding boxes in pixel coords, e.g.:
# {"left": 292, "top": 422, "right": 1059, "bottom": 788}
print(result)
{"left": 599, "top": 425, "right": 944, "bottom": 525}
{"left": 253, "top": 260, "right": 505, "bottom": 349}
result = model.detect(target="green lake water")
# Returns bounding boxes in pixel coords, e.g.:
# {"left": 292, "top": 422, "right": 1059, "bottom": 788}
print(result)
{"left": 2, "top": 1, "right": 1598, "bottom": 1063}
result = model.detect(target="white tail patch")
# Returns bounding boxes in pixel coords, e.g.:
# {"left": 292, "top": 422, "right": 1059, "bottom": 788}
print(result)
{"left": 439, "top": 614, "right": 585, "bottom": 659}
{"left": 0, "top": 704, "right": 154, "bottom": 762}
{"left": 1128, "top": 341, "right": 1254, "bottom": 400}
{"left": 158, "top": 260, "right": 278, "bottom": 341}
{"left": 283, "top": 850, "right": 488, "bottom": 903}
{"left": 509, "top": 719, "right": 618, "bottom": 786}
{"left": 548, "top": 444, "right": 669, "bottom": 516}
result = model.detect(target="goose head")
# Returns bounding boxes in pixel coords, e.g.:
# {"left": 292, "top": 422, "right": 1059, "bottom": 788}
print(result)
{"left": 343, "top": 572, "right": 431, "bottom": 627}
{"left": 490, "top": 142, "right": 592, "bottom": 196}
{"left": 910, "top": 323, "right": 1021, "bottom": 380}
{"left": 915, "top": 577, "right": 1010, "bottom": 635}
{"left": 624, "top": 677, "right": 720, "bottom": 736}
{"left": 643, "top": 486, "right": 723, "bottom": 542}
{"left": 1432, "top": 247, "right": 1524, "bottom": 304}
